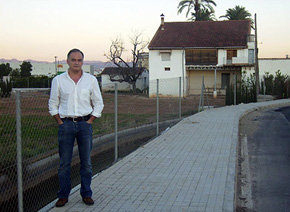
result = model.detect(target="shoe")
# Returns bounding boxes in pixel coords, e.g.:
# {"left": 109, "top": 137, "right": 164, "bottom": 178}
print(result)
{"left": 55, "top": 198, "right": 68, "bottom": 207}
{"left": 82, "top": 197, "right": 94, "bottom": 205}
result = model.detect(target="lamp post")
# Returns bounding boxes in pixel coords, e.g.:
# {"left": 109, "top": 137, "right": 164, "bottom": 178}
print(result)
{"left": 213, "top": 66, "right": 217, "bottom": 98}
{"left": 254, "top": 14, "right": 259, "bottom": 97}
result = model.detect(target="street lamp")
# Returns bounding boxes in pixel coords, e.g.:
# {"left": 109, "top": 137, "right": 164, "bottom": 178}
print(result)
{"left": 213, "top": 66, "right": 217, "bottom": 98}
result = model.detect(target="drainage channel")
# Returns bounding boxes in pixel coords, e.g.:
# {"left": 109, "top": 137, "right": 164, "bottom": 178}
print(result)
{"left": 0, "top": 119, "right": 179, "bottom": 212}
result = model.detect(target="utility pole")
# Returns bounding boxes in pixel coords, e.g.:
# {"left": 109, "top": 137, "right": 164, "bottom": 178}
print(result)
{"left": 254, "top": 13, "right": 260, "bottom": 97}
{"left": 54, "top": 56, "right": 57, "bottom": 75}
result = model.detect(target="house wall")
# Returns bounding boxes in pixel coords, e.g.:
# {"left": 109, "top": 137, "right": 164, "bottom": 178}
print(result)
{"left": 217, "top": 50, "right": 226, "bottom": 66}
{"left": 218, "top": 48, "right": 254, "bottom": 65}
{"left": 101, "top": 75, "right": 131, "bottom": 91}
{"left": 101, "top": 71, "right": 149, "bottom": 92}
{"left": 187, "top": 70, "right": 241, "bottom": 95}
{"left": 149, "top": 46, "right": 254, "bottom": 97}
{"left": 149, "top": 50, "right": 186, "bottom": 97}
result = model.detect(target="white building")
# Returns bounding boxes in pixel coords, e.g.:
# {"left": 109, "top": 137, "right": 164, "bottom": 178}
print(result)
{"left": 101, "top": 67, "right": 149, "bottom": 92}
{"left": 148, "top": 15, "right": 255, "bottom": 97}
{"left": 259, "top": 57, "right": 290, "bottom": 77}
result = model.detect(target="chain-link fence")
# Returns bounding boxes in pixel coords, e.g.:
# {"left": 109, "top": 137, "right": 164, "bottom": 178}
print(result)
{"left": 0, "top": 76, "right": 226, "bottom": 211}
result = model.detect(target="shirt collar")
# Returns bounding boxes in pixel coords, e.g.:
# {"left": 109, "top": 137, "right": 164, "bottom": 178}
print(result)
{"left": 65, "top": 70, "right": 84, "bottom": 84}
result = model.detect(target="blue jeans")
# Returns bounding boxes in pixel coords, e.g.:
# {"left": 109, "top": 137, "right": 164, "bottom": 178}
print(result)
{"left": 57, "top": 120, "right": 93, "bottom": 199}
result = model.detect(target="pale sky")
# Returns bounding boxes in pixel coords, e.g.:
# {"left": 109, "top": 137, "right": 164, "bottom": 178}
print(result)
{"left": 0, "top": 0, "right": 289, "bottom": 62}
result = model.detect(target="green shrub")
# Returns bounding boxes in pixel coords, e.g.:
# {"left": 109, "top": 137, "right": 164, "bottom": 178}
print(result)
{"left": 0, "top": 79, "right": 12, "bottom": 97}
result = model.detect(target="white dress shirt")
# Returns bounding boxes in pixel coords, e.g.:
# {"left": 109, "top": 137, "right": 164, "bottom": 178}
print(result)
{"left": 49, "top": 71, "right": 104, "bottom": 118}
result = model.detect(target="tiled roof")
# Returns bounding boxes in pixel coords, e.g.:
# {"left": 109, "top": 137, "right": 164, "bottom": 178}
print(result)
{"left": 148, "top": 20, "right": 251, "bottom": 49}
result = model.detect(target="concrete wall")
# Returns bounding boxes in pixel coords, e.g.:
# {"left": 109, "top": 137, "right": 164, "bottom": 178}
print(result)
{"left": 259, "top": 58, "right": 290, "bottom": 76}
{"left": 102, "top": 71, "right": 149, "bottom": 92}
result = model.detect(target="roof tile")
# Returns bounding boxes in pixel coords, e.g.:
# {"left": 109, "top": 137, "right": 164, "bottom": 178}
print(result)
{"left": 148, "top": 20, "right": 251, "bottom": 49}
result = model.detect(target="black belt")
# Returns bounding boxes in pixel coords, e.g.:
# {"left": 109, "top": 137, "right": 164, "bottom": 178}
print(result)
{"left": 61, "top": 115, "right": 90, "bottom": 122}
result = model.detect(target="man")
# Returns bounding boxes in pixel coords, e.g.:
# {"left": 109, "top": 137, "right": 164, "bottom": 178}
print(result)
{"left": 49, "top": 49, "right": 104, "bottom": 207}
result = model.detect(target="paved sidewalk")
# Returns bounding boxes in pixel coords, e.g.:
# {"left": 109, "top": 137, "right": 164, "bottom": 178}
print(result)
{"left": 47, "top": 99, "right": 290, "bottom": 212}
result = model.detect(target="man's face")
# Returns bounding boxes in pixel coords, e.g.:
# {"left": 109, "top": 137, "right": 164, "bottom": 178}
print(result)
{"left": 67, "top": 52, "right": 83, "bottom": 72}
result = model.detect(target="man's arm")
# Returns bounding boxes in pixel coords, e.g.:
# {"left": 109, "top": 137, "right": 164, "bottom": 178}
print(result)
{"left": 49, "top": 77, "right": 61, "bottom": 124}
{"left": 90, "top": 77, "right": 104, "bottom": 120}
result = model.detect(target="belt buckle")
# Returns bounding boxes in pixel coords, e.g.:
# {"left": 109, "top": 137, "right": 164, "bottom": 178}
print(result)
{"left": 72, "top": 117, "right": 78, "bottom": 122}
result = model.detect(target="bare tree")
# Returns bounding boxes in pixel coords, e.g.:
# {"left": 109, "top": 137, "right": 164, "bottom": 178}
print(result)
{"left": 105, "top": 32, "right": 148, "bottom": 93}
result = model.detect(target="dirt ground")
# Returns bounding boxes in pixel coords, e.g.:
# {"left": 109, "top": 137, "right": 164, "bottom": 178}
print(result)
{"left": 0, "top": 92, "right": 225, "bottom": 116}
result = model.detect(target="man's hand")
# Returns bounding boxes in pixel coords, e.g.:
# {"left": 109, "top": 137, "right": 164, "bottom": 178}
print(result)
{"left": 53, "top": 114, "right": 63, "bottom": 125}
{"left": 86, "top": 115, "right": 96, "bottom": 124}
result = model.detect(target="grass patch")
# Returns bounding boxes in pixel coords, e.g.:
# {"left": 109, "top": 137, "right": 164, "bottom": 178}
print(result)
{"left": 0, "top": 112, "right": 156, "bottom": 170}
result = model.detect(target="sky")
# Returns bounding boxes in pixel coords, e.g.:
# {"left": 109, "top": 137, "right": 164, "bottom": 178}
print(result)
{"left": 0, "top": 0, "right": 289, "bottom": 62}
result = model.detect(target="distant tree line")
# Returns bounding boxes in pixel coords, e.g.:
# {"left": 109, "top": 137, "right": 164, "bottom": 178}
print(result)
{"left": 0, "top": 61, "right": 53, "bottom": 97}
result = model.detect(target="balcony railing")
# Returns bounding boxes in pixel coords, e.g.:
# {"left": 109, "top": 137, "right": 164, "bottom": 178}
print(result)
{"left": 222, "top": 57, "right": 254, "bottom": 65}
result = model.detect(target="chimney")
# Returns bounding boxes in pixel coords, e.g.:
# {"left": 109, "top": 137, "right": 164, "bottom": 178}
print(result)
{"left": 160, "top": 13, "right": 164, "bottom": 30}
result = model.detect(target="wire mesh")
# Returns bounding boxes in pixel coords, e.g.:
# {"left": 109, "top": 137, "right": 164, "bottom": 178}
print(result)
{"left": 0, "top": 77, "right": 225, "bottom": 211}
{"left": 0, "top": 92, "right": 18, "bottom": 211}
{"left": 101, "top": 81, "right": 156, "bottom": 158}
{"left": 158, "top": 77, "right": 180, "bottom": 122}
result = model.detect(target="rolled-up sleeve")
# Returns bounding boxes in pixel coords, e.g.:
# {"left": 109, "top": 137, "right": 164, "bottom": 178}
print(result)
{"left": 91, "top": 77, "right": 104, "bottom": 118}
{"left": 48, "top": 77, "right": 60, "bottom": 116}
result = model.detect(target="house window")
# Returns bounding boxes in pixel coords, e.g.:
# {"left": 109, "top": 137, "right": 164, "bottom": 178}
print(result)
{"left": 164, "top": 67, "right": 170, "bottom": 71}
{"left": 160, "top": 52, "right": 171, "bottom": 61}
{"left": 227, "top": 50, "right": 237, "bottom": 64}
{"left": 185, "top": 49, "right": 217, "bottom": 65}
{"left": 227, "top": 50, "right": 237, "bottom": 59}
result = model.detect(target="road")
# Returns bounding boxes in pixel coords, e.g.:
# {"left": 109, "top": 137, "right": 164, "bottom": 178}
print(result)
{"left": 238, "top": 105, "right": 290, "bottom": 212}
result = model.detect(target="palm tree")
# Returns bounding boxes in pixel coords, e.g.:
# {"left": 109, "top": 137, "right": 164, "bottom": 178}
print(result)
{"left": 220, "top": 5, "right": 253, "bottom": 22}
{"left": 177, "top": 0, "right": 217, "bottom": 18}
{"left": 189, "top": 8, "right": 216, "bottom": 21}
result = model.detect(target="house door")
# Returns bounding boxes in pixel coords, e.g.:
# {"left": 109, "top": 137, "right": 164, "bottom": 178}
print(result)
{"left": 221, "top": 73, "right": 230, "bottom": 89}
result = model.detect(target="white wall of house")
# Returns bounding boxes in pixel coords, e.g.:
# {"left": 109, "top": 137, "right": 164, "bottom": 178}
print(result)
{"left": 149, "top": 45, "right": 256, "bottom": 97}
{"left": 101, "top": 71, "right": 149, "bottom": 92}
{"left": 218, "top": 47, "right": 255, "bottom": 65}
{"left": 235, "top": 49, "right": 248, "bottom": 63}
{"left": 217, "top": 49, "right": 226, "bottom": 66}
{"left": 149, "top": 50, "right": 186, "bottom": 97}
{"left": 101, "top": 75, "right": 130, "bottom": 91}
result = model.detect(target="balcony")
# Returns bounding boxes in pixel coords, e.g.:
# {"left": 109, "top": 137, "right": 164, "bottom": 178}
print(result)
{"left": 223, "top": 56, "right": 254, "bottom": 66}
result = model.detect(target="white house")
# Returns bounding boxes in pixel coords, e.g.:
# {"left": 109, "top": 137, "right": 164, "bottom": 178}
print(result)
{"left": 101, "top": 67, "right": 149, "bottom": 92}
{"left": 148, "top": 15, "right": 255, "bottom": 97}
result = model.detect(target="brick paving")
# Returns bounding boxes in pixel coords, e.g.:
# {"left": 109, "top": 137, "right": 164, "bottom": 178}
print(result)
{"left": 46, "top": 99, "right": 290, "bottom": 212}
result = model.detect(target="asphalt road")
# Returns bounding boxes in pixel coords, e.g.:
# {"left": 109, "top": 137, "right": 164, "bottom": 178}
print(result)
{"left": 244, "top": 106, "right": 290, "bottom": 212}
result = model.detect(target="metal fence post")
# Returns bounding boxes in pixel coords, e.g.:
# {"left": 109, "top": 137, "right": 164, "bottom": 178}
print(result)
{"left": 234, "top": 74, "right": 237, "bottom": 105}
{"left": 16, "top": 90, "right": 23, "bottom": 212}
{"left": 114, "top": 83, "right": 118, "bottom": 162}
{"left": 179, "top": 77, "right": 181, "bottom": 119}
{"left": 198, "top": 76, "right": 204, "bottom": 112}
{"left": 156, "top": 79, "right": 159, "bottom": 136}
